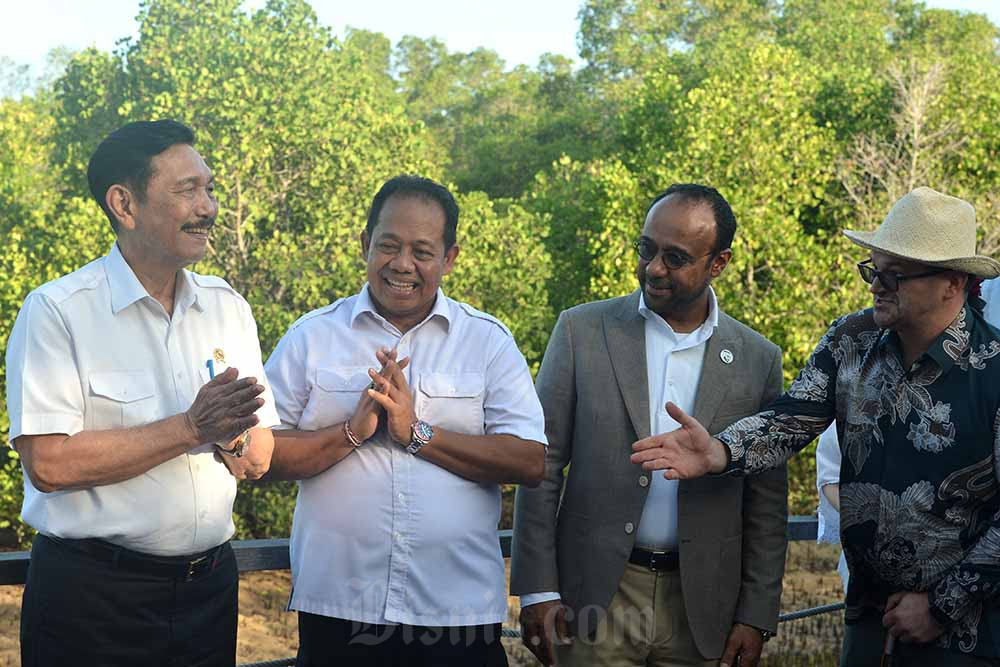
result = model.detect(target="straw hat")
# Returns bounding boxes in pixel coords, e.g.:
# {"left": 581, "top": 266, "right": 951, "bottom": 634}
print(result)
{"left": 843, "top": 187, "right": 1000, "bottom": 278}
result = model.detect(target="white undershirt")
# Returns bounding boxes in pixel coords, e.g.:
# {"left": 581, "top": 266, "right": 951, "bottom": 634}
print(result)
{"left": 634, "top": 291, "right": 716, "bottom": 549}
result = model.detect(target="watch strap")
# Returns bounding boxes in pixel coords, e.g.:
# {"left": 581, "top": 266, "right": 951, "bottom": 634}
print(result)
{"left": 406, "top": 420, "right": 433, "bottom": 454}
{"left": 218, "top": 430, "right": 250, "bottom": 458}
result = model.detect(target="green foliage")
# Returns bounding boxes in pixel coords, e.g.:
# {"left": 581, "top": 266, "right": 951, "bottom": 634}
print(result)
{"left": 232, "top": 480, "right": 298, "bottom": 540}
{"left": 394, "top": 38, "right": 604, "bottom": 199}
{"left": 445, "top": 192, "right": 553, "bottom": 369}
{"left": 527, "top": 156, "right": 643, "bottom": 314}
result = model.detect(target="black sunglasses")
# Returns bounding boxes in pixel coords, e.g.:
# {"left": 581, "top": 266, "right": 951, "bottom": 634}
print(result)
{"left": 857, "top": 259, "right": 946, "bottom": 292}
{"left": 634, "top": 237, "right": 714, "bottom": 270}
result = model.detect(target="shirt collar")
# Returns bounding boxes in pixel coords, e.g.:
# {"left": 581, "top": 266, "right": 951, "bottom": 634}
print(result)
{"left": 105, "top": 242, "right": 201, "bottom": 315}
{"left": 351, "top": 283, "right": 452, "bottom": 332}
{"left": 925, "top": 302, "right": 974, "bottom": 373}
{"left": 638, "top": 286, "right": 719, "bottom": 348}
{"left": 105, "top": 242, "right": 150, "bottom": 315}
{"left": 175, "top": 268, "right": 202, "bottom": 313}
{"left": 881, "top": 302, "right": 974, "bottom": 375}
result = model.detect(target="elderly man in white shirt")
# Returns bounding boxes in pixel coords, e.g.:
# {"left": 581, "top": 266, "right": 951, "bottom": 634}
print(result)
{"left": 7, "top": 120, "right": 278, "bottom": 667}
{"left": 264, "top": 174, "right": 546, "bottom": 667}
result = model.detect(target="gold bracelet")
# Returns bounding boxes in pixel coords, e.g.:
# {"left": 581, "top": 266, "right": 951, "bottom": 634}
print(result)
{"left": 343, "top": 419, "right": 363, "bottom": 447}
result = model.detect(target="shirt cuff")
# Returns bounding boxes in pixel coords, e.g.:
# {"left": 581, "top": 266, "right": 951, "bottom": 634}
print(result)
{"left": 520, "top": 592, "right": 561, "bottom": 608}
{"left": 714, "top": 434, "right": 744, "bottom": 476}
{"left": 928, "top": 572, "right": 976, "bottom": 628}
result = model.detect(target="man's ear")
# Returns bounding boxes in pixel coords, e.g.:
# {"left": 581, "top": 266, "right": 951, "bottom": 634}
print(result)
{"left": 710, "top": 248, "right": 733, "bottom": 278}
{"left": 946, "top": 271, "right": 969, "bottom": 299}
{"left": 106, "top": 184, "right": 137, "bottom": 231}
{"left": 360, "top": 230, "right": 370, "bottom": 261}
{"left": 442, "top": 244, "right": 460, "bottom": 276}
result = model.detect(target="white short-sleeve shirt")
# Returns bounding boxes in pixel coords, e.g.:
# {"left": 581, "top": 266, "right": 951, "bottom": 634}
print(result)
{"left": 265, "top": 285, "right": 547, "bottom": 626}
{"left": 5, "top": 243, "right": 279, "bottom": 556}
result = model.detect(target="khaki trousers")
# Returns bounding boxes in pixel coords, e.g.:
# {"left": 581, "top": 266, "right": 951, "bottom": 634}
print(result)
{"left": 555, "top": 561, "right": 717, "bottom": 667}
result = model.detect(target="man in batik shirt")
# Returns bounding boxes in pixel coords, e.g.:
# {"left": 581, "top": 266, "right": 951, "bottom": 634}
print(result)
{"left": 632, "top": 187, "right": 1000, "bottom": 666}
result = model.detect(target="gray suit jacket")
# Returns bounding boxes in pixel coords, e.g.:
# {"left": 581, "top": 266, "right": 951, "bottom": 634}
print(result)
{"left": 510, "top": 291, "right": 788, "bottom": 659}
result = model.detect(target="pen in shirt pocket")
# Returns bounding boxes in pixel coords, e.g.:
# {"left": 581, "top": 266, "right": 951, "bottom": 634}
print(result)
{"left": 205, "top": 348, "right": 228, "bottom": 381}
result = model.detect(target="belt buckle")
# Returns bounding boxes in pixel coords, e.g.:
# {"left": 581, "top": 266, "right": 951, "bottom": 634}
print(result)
{"left": 185, "top": 554, "right": 209, "bottom": 581}
{"left": 648, "top": 551, "right": 668, "bottom": 571}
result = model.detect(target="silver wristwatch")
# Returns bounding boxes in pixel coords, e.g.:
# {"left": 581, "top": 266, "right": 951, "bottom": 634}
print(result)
{"left": 406, "top": 420, "right": 434, "bottom": 455}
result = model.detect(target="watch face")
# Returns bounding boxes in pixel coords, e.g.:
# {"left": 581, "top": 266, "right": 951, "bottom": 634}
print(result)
{"left": 413, "top": 420, "right": 434, "bottom": 442}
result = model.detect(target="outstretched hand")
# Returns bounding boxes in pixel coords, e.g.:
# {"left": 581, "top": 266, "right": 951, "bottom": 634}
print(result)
{"left": 630, "top": 401, "right": 729, "bottom": 478}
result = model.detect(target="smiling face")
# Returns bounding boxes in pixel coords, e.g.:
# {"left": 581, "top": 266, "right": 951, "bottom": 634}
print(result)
{"left": 636, "top": 194, "right": 731, "bottom": 328}
{"left": 362, "top": 193, "right": 459, "bottom": 333}
{"left": 115, "top": 143, "right": 218, "bottom": 272}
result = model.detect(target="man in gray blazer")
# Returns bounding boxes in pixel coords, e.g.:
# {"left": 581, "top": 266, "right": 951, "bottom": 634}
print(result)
{"left": 511, "top": 184, "right": 788, "bottom": 667}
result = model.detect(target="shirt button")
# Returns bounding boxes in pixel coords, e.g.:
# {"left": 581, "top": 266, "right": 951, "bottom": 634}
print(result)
{"left": 397, "top": 493, "right": 405, "bottom": 502}
{"left": 638, "top": 476, "right": 649, "bottom": 488}
{"left": 624, "top": 522, "right": 635, "bottom": 534}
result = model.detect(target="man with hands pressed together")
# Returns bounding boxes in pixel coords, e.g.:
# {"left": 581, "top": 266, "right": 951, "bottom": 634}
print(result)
{"left": 7, "top": 120, "right": 278, "bottom": 667}
{"left": 633, "top": 187, "right": 1000, "bottom": 666}
{"left": 264, "top": 174, "right": 546, "bottom": 666}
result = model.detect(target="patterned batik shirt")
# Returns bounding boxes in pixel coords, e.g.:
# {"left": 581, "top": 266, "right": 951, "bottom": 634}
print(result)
{"left": 717, "top": 303, "right": 1000, "bottom": 656}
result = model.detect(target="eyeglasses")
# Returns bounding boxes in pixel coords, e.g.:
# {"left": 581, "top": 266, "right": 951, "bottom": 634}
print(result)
{"left": 856, "top": 259, "right": 946, "bottom": 292}
{"left": 634, "top": 237, "right": 714, "bottom": 270}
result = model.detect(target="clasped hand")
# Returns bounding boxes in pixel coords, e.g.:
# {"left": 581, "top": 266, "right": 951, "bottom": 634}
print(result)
{"left": 347, "top": 348, "right": 414, "bottom": 446}
{"left": 185, "top": 367, "right": 264, "bottom": 446}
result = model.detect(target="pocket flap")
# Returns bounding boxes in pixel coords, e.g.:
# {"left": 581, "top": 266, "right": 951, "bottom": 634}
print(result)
{"left": 316, "top": 367, "right": 371, "bottom": 392}
{"left": 89, "top": 371, "right": 156, "bottom": 403}
{"left": 419, "top": 373, "right": 484, "bottom": 398}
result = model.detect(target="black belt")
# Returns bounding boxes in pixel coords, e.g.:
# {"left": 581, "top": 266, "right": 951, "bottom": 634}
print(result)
{"left": 629, "top": 547, "right": 679, "bottom": 571}
{"left": 42, "top": 534, "right": 229, "bottom": 582}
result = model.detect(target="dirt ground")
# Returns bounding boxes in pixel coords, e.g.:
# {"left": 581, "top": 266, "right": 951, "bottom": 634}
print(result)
{"left": 0, "top": 542, "right": 844, "bottom": 666}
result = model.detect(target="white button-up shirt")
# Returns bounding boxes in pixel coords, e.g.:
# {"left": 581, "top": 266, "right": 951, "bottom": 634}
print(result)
{"left": 5, "top": 243, "right": 279, "bottom": 556}
{"left": 521, "top": 288, "right": 718, "bottom": 609}
{"left": 634, "top": 289, "right": 717, "bottom": 549}
{"left": 265, "top": 285, "right": 546, "bottom": 626}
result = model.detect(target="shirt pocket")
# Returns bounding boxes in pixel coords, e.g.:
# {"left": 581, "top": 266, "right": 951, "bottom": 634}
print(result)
{"left": 416, "top": 372, "right": 486, "bottom": 436}
{"left": 301, "top": 366, "right": 371, "bottom": 429}
{"left": 88, "top": 371, "right": 158, "bottom": 429}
